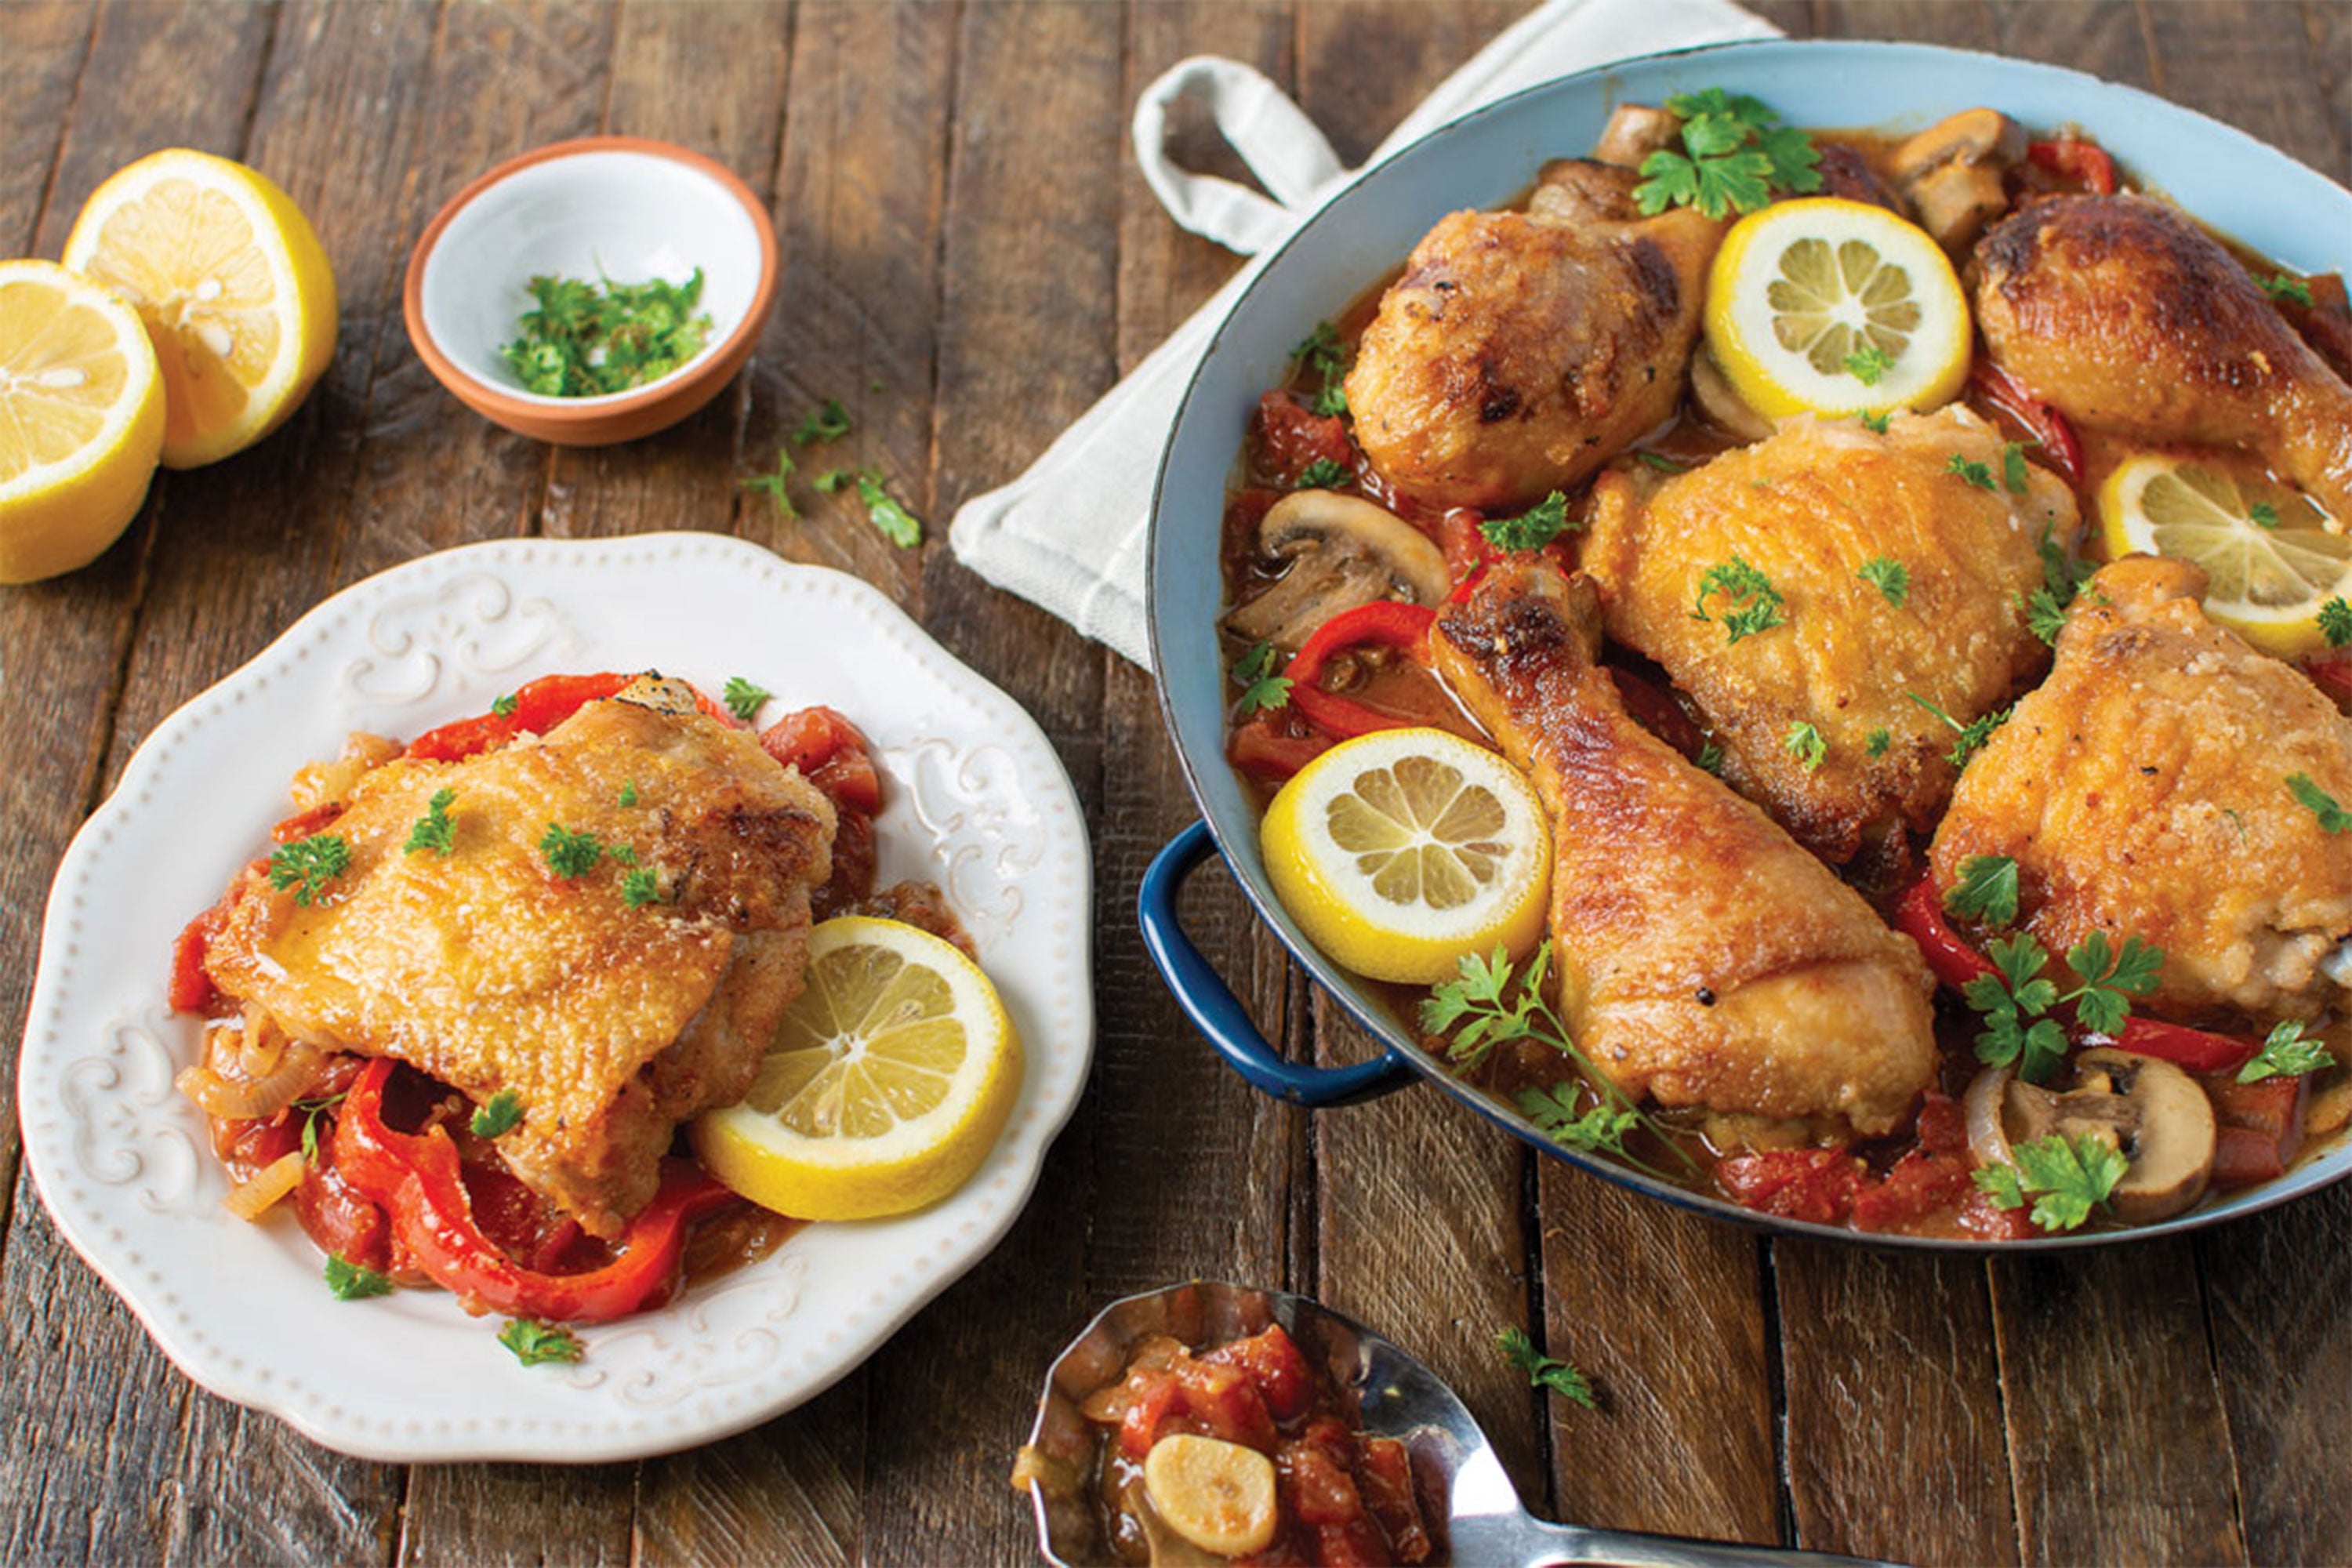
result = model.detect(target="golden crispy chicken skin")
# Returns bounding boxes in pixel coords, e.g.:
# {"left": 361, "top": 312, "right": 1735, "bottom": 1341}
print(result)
{"left": 1430, "top": 564, "right": 1937, "bottom": 1138}
{"left": 1930, "top": 556, "right": 2352, "bottom": 1022}
{"left": 206, "top": 681, "right": 837, "bottom": 1236}
{"left": 1973, "top": 194, "right": 2352, "bottom": 520}
{"left": 1342, "top": 161, "right": 1722, "bottom": 512}
{"left": 1581, "top": 405, "right": 2078, "bottom": 863}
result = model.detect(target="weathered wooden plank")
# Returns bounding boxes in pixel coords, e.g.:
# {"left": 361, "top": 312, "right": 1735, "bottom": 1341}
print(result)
{"left": 1537, "top": 1177, "right": 1780, "bottom": 1541}
{"left": 401, "top": 1464, "right": 634, "bottom": 1568}
{"left": 0, "top": 0, "right": 95, "bottom": 256}
{"left": 1775, "top": 1246, "right": 2017, "bottom": 1566}
{"left": 2138, "top": 1, "right": 2341, "bottom": 178}
{"left": 541, "top": 0, "right": 788, "bottom": 549}
{"left": 857, "top": 4, "right": 1120, "bottom": 1563}
{"left": 1990, "top": 1243, "right": 2248, "bottom": 1566}
{"left": 1990, "top": 0, "right": 2154, "bottom": 90}
{"left": 636, "top": 1380, "right": 865, "bottom": 1568}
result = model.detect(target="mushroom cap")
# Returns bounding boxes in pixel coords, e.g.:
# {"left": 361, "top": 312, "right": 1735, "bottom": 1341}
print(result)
{"left": 2002, "top": 1048, "right": 2217, "bottom": 1225}
{"left": 1257, "top": 488, "right": 1451, "bottom": 608}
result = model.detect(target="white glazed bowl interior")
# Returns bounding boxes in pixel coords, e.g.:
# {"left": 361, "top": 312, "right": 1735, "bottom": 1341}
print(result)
{"left": 417, "top": 149, "right": 764, "bottom": 405}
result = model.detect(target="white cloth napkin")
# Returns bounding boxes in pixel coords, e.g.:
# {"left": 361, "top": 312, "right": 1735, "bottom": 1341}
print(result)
{"left": 946, "top": 0, "right": 1777, "bottom": 668}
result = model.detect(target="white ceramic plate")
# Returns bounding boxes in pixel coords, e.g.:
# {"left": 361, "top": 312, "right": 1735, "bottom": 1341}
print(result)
{"left": 18, "top": 532, "right": 1094, "bottom": 1462}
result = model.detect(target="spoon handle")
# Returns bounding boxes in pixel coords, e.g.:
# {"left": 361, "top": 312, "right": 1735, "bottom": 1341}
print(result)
{"left": 1482, "top": 1512, "right": 1902, "bottom": 1568}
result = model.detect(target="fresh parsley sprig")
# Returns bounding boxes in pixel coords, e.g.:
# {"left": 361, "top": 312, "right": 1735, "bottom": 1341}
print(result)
{"left": 1843, "top": 341, "right": 1893, "bottom": 386}
{"left": 2259, "top": 273, "right": 2314, "bottom": 308}
{"left": 723, "top": 676, "right": 772, "bottom": 723}
{"left": 539, "top": 823, "right": 604, "bottom": 880}
{"left": 295, "top": 1092, "right": 347, "bottom": 1166}
{"left": 1232, "top": 641, "right": 1291, "bottom": 716}
{"left": 1294, "top": 457, "right": 1352, "bottom": 491}
{"left": 499, "top": 1318, "right": 584, "bottom": 1367}
{"left": 1961, "top": 929, "right": 2163, "bottom": 1083}
{"left": 1947, "top": 454, "right": 1997, "bottom": 491}
{"left": 1497, "top": 1325, "right": 1597, "bottom": 1410}
{"left": 1783, "top": 721, "right": 1826, "bottom": 773}
{"left": 1857, "top": 557, "right": 1908, "bottom": 608}
{"left": 2238, "top": 1019, "right": 2336, "bottom": 1083}
{"left": 815, "top": 467, "right": 924, "bottom": 547}
{"left": 793, "top": 397, "right": 851, "bottom": 446}
{"left": 1944, "top": 854, "right": 2020, "bottom": 928}
{"left": 2002, "top": 441, "right": 2031, "bottom": 496}
{"left": 1971, "top": 1132, "right": 2128, "bottom": 1232}
{"left": 2319, "top": 599, "right": 2352, "bottom": 648}
{"left": 1480, "top": 492, "right": 1575, "bottom": 553}
{"left": 270, "top": 834, "right": 350, "bottom": 907}
{"left": 325, "top": 1254, "right": 394, "bottom": 1301}
{"left": 470, "top": 1089, "right": 524, "bottom": 1139}
{"left": 622, "top": 867, "right": 662, "bottom": 909}
{"left": 1292, "top": 321, "right": 1351, "bottom": 416}
{"left": 1690, "top": 556, "right": 1786, "bottom": 644}
{"left": 2287, "top": 772, "right": 2352, "bottom": 833}
{"left": 404, "top": 787, "right": 458, "bottom": 857}
{"left": 742, "top": 448, "right": 800, "bottom": 521}
{"left": 1632, "top": 89, "right": 1822, "bottom": 220}
{"left": 1907, "top": 691, "right": 2009, "bottom": 769}
{"left": 1865, "top": 728, "right": 1891, "bottom": 759}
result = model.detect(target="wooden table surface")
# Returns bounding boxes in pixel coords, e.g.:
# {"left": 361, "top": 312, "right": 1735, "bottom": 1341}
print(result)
{"left": 3, "top": 2, "right": 2347, "bottom": 1564}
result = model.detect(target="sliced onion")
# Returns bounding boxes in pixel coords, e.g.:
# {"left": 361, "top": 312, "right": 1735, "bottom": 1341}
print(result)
{"left": 236, "top": 1006, "right": 286, "bottom": 1077}
{"left": 176, "top": 1038, "right": 325, "bottom": 1120}
{"left": 223, "top": 1150, "right": 305, "bottom": 1221}
{"left": 1964, "top": 1064, "right": 2017, "bottom": 1170}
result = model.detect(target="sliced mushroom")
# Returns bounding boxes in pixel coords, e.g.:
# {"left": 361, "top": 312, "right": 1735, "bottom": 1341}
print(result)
{"left": 2002, "top": 1048, "right": 2216, "bottom": 1224}
{"left": 1593, "top": 103, "right": 1681, "bottom": 169}
{"left": 617, "top": 673, "right": 705, "bottom": 717}
{"left": 1218, "top": 489, "right": 1450, "bottom": 652}
{"left": 1688, "top": 347, "right": 1775, "bottom": 445}
{"left": 1889, "top": 108, "right": 2026, "bottom": 253}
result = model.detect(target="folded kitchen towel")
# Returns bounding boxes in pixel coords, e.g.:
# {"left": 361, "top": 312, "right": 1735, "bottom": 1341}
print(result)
{"left": 946, "top": 0, "right": 1777, "bottom": 669}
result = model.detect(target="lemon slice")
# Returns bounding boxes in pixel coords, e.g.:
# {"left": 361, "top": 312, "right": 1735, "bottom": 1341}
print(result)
{"left": 691, "top": 916, "right": 1022, "bottom": 1222}
{"left": 2098, "top": 455, "right": 2349, "bottom": 657}
{"left": 1704, "top": 197, "right": 1971, "bottom": 419}
{"left": 1260, "top": 727, "right": 1548, "bottom": 985}
{"left": 0, "top": 260, "right": 165, "bottom": 584}
{"left": 62, "top": 149, "right": 336, "bottom": 469}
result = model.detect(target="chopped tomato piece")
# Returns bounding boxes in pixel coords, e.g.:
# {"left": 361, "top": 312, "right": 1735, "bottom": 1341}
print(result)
{"left": 1229, "top": 713, "right": 1333, "bottom": 782}
{"left": 1958, "top": 1188, "right": 2037, "bottom": 1240}
{"left": 1255, "top": 391, "right": 1354, "bottom": 485}
{"left": 1916, "top": 1091, "right": 1967, "bottom": 1155}
{"left": 1851, "top": 1149, "right": 1973, "bottom": 1232}
{"left": 2213, "top": 1126, "right": 2287, "bottom": 1189}
{"left": 1175, "top": 1357, "right": 1279, "bottom": 1453}
{"left": 760, "top": 706, "right": 884, "bottom": 815}
{"left": 1716, "top": 1148, "right": 1864, "bottom": 1225}
{"left": 1203, "top": 1323, "right": 1313, "bottom": 1422}
{"left": 169, "top": 902, "right": 226, "bottom": 1014}
{"left": 2209, "top": 1075, "right": 2307, "bottom": 1188}
{"left": 1116, "top": 1369, "right": 1183, "bottom": 1461}
{"left": 2027, "top": 137, "right": 2118, "bottom": 195}
{"left": 295, "top": 1159, "right": 391, "bottom": 1275}
{"left": 1281, "top": 1443, "right": 1364, "bottom": 1526}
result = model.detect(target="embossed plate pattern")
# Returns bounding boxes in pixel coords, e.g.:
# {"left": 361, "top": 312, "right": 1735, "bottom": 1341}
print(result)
{"left": 19, "top": 533, "right": 1094, "bottom": 1462}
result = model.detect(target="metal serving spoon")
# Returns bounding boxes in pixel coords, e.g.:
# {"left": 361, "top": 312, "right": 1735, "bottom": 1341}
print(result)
{"left": 1017, "top": 1281, "right": 1901, "bottom": 1568}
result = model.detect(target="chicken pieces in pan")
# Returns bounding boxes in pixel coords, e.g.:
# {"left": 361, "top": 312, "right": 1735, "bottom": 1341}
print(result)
{"left": 1430, "top": 562, "right": 1938, "bottom": 1138}
{"left": 205, "top": 677, "right": 837, "bottom": 1236}
{"left": 1930, "top": 556, "right": 2352, "bottom": 1023}
{"left": 1343, "top": 160, "right": 1722, "bottom": 512}
{"left": 1580, "top": 405, "right": 2078, "bottom": 863}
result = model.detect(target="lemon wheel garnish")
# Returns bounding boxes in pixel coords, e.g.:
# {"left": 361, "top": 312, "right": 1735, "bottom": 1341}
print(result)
{"left": 2098, "top": 455, "right": 2349, "bottom": 657}
{"left": 62, "top": 148, "right": 336, "bottom": 469}
{"left": 0, "top": 259, "right": 165, "bottom": 584}
{"left": 1704, "top": 197, "right": 1970, "bottom": 419}
{"left": 690, "top": 916, "right": 1023, "bottom": 1222}
{"left": 1261, "top": 727, "right": 1549, "bottom": 985}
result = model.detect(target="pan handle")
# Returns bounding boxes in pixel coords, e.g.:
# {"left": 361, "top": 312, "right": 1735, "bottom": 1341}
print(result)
{"left": 1139, "top": 822, "right": 1417, "bottom": 1109}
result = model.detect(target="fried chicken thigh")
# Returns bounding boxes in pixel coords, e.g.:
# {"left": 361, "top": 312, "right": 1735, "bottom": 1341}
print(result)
{"left": 1930, "top": 557, "right": 2352, "bottom": 1022}
{"left": 1581, "top": 405, "right": 2078, "bottom": 862}
{"left": 1343, "top": 160, "right": 1722, "bottom": 511}
{"left": 207, "top": 679, "right": 837, "bottom": 1235}
{"left": 1974, "top": 194, "right": 2352, "bottom": 520}
{"left": 1431, "top": 563, "right": 1937, "bottom": 1138}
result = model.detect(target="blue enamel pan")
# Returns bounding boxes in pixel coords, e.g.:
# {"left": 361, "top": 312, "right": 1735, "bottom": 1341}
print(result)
{"left": 1141, "top": 39, "right": 2352, "bottom": 1250}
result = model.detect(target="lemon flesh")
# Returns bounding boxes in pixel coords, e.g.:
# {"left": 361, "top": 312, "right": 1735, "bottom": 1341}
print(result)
{"left": 63, "top": 148, "right": 336, "bottom": 469}
{"left": 1704, "top": 198, "right": 1970, "bottom": 420}
{"left": 2099, "top": 455, "right": 2349, "bottom": 657}
{"left": 1261, "top": 727, "right": 1549, "bottom": 985}
{"left": 0, "top": 260, "right": 165, "bottom": 583}
{"left": 691, "top": 916, "right": 1022, "bottom": 1222}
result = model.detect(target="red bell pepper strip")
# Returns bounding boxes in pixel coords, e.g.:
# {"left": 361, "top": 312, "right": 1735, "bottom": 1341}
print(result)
{"left": 1227, "top": 713, "right": 1332, "bottom": 783}
{"left": 332, "top": 1060, "right": 736, "bottom": 1323}
{"left": 2303, "top": 652, "right": 2352, "bottom": 708}
{"left": 1893, "top": 876, "right": 1997, "bottom": 989}
{"left": 405, "top": 672, "right": 739, "bottom": 764}
{"left": 1968, "top": 361, "right": 2084, "bottom": 488}
{"left": 2090, "top": 1018, "right": 2259, "bottom": 1076}
{"left": 1282, "top": 601, "right": 1438, "bottom": 739}
{"left": 2027, "top": 138, "right": 2118, "bottom": 195}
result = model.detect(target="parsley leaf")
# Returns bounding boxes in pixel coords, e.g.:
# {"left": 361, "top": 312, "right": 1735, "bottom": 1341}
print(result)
{"left": 295, "top": 1092, "right": 345, "bottom": 1166}
{"left": 2260, "top": 273, "right": 2314, "bottom": 308}
{"left": 1858, "top": 410, "right": 1891, "bottom": 434}
{"left": 1232, "top": 641, "right": 1292, "bottom": 715}
{"left": 2288, "top": 772, "right": 2352, "bottom": 832}
{"left": 622, "top": 867, "right": 662, "bottom": 909}
{"left": 1294, "top": 457, "right": 1352, "bottom": 491}
{"left": 1865, "top": 728, "right": 1891, "bottom": 759}
{"left": 792, "top": 397, "right": 851, "bottom": 446}
{"left": 723, "top": 676, "right": 772, "bottom": 723}
{"left": 2038, "top": 521, "right": 2096, "bottom": 607}
{"left": 539, "top": 822, "right": 604, "bottom": 879}
{"left": 1907, "top": 692, "right": 2009, "bottom": 769}
{"left": 1481, "top": 492, "right": 1576, "bottom": 553}
{"left": 1633, "top": 89, "right": 1820, "bottom": 219}
{"left": 269, "top": 834, "right": 351, "bottom": 907}
{"left": 2319, "top": 597, "right": 2352, "bottom": 648}
{"left": 740, "top": 448, "right": 800, "bottom": 521}
{"left": 2002, "top": 1133, "right": 2130, "bottom": 1232}
{"left": 1690, "top": 556, "right": 1786, "bottom": 644}
{"left": 2017, "top": 586, "right": 2071, "bottom": 646}
{"left": 2239, "top": 1018, "right": 2336, "bottom": 1083}
{"left": 2060, "top": 931, "right": 2163, "bottom": 1036}
{"left": 1497, "top": 1324, "right": 1597, "bottom": 1410}
{"left": 1635, "top": 451, "right": 1689, "bottom": 474}
{"left": 1944, "top": 855, "right": 2020, "bottom": 928}
{"left": 499, "top": 1318, "right": 584, "bottom": 1367}
{"left": 1843, "top": 340, "right": 1893, "bottom": 386}
{"left": 1293, "top": 321, "right": 1350, "bottom": 415}
{"left": 619, "top": 780, "right": 639, "bottom": 808}
{"left": 2249, "top": 501, "right": 2280, "bottom": 530}
{"left": 1962, "top": 932, "right": 2067, "bottom": 1083}
{"left": 1694, "top": 741, "right": 1724, "bottom": 775}
{"left": 2002, "top": 441, "right": 2031, "bottom": 496}
{"left": 1516, "top": 1083, "right": 1642, "bottom": 1159}
{"left": 1857, "top": 557, "right": 1909, "bottom": 608}
{"left": 470, "top": 1089, "right": 523, "bottom": 1139}
{"left": 325, "top": 1254, "right": 394, "bottom": 1302}
{"left": 491, "top": 691, "right": 518, "bottom": 718}
{"left": 1783, "top": 720, "right": 1827, "bottom": 772}
{"left": 403, "top": 787, "right": 457, "bottom": 857}
{"left": 500, "top": 269, "right": 713, "bottom": 397}
{"left": 817, "top": 467, "right": 925, "bottom": 547}
{"left": 1947, "top": 453, "right": 1997, "bottom": 491}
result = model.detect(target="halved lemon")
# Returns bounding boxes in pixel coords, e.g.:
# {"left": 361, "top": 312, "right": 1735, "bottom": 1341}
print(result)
{"left": 691, "top": 916, "right": 1022, "bottom": 1222}
{"left": 2098, "top": 455, "right": 2350, "bottom": 657}
{"left": 1704, "top": 197, "right": 1971, "bottom": 420}
{"left": 0, "top": 259, "right": 165, "bottom": 583}
{"left": 1261, "top": 727, "right": 1548, "bottom": 985}
{"left": 62, "top": 149, "right": 336, "bottom": 468}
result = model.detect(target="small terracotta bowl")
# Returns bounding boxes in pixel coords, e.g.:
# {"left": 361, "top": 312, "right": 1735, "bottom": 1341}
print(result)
{"left": 403, "top": 136, "right": 778, "bottom": 446}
